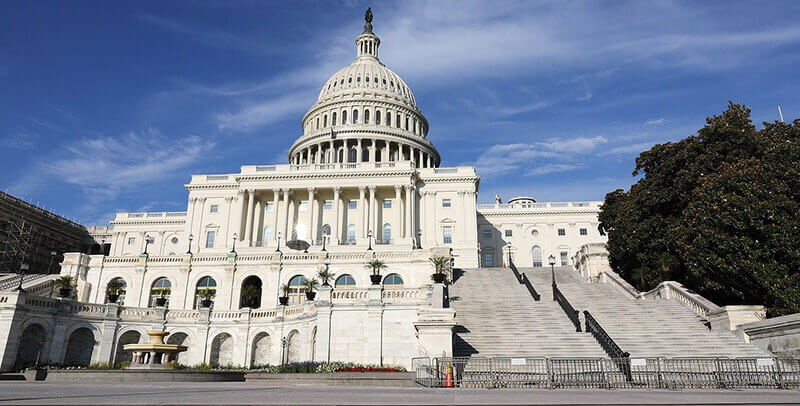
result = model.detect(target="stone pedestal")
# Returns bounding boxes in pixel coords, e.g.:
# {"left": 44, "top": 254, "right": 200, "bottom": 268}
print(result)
{"left": 414, "top": 309, "right": 456, "bottom": 358}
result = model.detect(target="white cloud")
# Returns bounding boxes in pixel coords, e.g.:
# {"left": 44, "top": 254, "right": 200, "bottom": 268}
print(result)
{"left": 0, "top": 133, "right": 37, "bottom": 150}
{"left": 216, "top": 92, "right": 313, "bottom": 131}
{"left": 475, "top": 136, "right": 606, "bottom": 177}
{"left": 644, "top": 118, "right": 669, "bottom": 125}
{"left": 576, "top": 92, "right": 593, "bottom": 102}
{"left": 603, "top": 142, "right": 656, "bottom": 155}
{"left": 526, "top": 163, "right": 581, "bottom": 176}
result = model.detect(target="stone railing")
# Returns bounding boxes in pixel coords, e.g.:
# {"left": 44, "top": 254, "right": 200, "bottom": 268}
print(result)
{"left": 382, "top": 288, "right": 424, "bottom": 304}
{"left": 641, "top": 281, "right": 720, "bottom": 320}
{"left": 165, "top": 310, "right": 203, "bottom": 322}
{"left": 332, "top": 289, "right": 370, "bottom": 303}
{"left": 238, "top": 161, "right": 415, "bottom": 176}
{"left": 113, "top": 212, "right": 186, "bottom": 221}
{"left": 600, "top": 270, "right": 640, "bottom": 300}
{"left": 477, "top": 201, "right": 601, "bottom": 210}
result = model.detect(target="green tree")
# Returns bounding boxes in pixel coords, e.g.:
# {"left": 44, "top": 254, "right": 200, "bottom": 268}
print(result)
{"left": 599, "top": 103, "right": 800, "bottom": 316}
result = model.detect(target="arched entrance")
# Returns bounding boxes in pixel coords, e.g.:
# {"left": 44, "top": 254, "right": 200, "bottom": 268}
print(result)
{"left": 250, "top": 332, "right": 271, "bottom": 367}
{"left": 166, "top": 332, "right": 189, "bottom": 363}
{"left": 210, "top": 333, "right": 233, "bottom": 367}
{"left": 114, "top": 330, "right": 141, "bottom": 365}
{"left": 64, "top": 327, "right": 96, "bottom": 366}
{"left": 15, "top": 324, "right": 46, "bottom": 367}
{"left": 285, "top": 330, "right": 302, "bottom": 363}
{"left": 239, "top": 275, "right": 262, "bottom": 309}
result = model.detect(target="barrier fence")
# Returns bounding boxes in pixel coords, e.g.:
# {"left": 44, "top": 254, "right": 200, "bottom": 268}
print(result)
{"left": 411, "top": 356, "right": 800, "bottom": 389}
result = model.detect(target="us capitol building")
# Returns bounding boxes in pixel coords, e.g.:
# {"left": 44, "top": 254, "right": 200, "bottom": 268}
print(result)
{"left": 3, "top": 11, "right": 772, "bottom": 372}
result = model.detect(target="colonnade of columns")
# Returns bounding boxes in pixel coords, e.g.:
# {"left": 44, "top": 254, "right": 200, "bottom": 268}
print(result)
{"left": 290, "top": 138, "right": 436, "bottom": 169}
{"left": 235, "top": 185, "right": 419, "bottom": 248}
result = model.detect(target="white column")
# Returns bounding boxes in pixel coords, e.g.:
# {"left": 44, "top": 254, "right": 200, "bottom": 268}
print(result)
{"left": 368, "top": 186, "right": 376, "bottom": 238}
{"left": 410, "top": 186, "right": 417, "bottom": 245}
{"left": 359, "top": 186, "right": 367, "bottom": 238}
{"left": 405, "top": 185, "right": 413, "bottom": 240}
{"left": 244, "top": 190, "right": 255, "bottom": 244}
{"left": 370, "top": 140, "right": 376, "bottom": 163}
{"left": 428, "top": 154, "right": 434, "bottom": 168}
{"left": 194, "top": 197, "right": 207, "bottom": 251}
{"left": 315, "top": 144, "right": 321, "bottom": 164}
{"left": 307, "top": 187, "right": 316, "bottom": 243}
{"left": 426, "top": 191, "right": 437, "bottom": 246}
{"left": 357, "top": 139, "right": 362, "bottom": 163}
{"left": 332, "top": 186, "right": 341, "bottom": 244}
{"left": 282, "top": 188, "right": 291, "bottom": 239}
{"left": 329, "top": 141, "right": 334, "bottom": 164}
{"left": 252, "top": 195, "right": 262, "bottom": 246}
{"left": 394, "top": 185, "right": 402, "bottom": 242}
{"left": 382, "top": 142, "right": 387, "bottom": 162}
{"left": 224, "top": 196, "right": 234, "bottom": 247}
{"left": 271, "top": 189, "right": 280, "bottom": 243}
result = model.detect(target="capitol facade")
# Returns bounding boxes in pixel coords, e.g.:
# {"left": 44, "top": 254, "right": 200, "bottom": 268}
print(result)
{"left": 0, "top": 12, "right": 607, "bottom": 371}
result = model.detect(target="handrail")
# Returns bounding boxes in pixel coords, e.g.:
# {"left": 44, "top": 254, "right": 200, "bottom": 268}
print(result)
{"left": 509, "top": 258, "right": 540, "bottom": 301}
{"left": 641, "top": 281, "right": 720, "bottom": 320}
{"left": 601, "top": 270, "right": 640, "bottom": 299}
{"left": 553, "top": 282, "right": 581, "bottom": 332}
{"left": 520, "top": 273, "right": 541, "bottom": 301}
{"left": 584, "top": 310, "right": 632, "bottom": 381}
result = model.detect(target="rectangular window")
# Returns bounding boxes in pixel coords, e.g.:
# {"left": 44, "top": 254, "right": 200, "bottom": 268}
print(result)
{"left": 580, "top": 228, "right": 587, "bottom": 235}
{"left": 442, "top": 199, "right": 451, "bottom": 208}
{"left": 558, "top": 228, "right": 566, "bottom": 236}
{"left": 443, "top": 226, "right": 452, "bottom": 244}
{"left": 348, "top": 200, "right": 357, "bottom": 210}
{"left": 383, "top": 200, "right": 392, "bottom": 209}
{"left": 323, "top": 201, "right": 332, "bottom": 210}
{"left": 209, "top": 204, "right": 219, "bottom": 213}
{"left": 482, "top": 230, "right": 491, "bottom": 239}
{"left": 560, "top": 251, "right": 568, "bottom": 266}
{"left": 127, "top": 237, "right": 136, "bottom": 245}
{"left": 484, "top": 253, "right": 494, "bottom": 267}
{"left": 206, "top": 231, "right": 216, "bottom": 248}
{"left": 265, "top": 202, "right": 275, "bottom": 212}
{"left": 299, "top": 201, "right": 308, "bottom": 211}
{"left": 505, "top": 230, "right": 513, "bottom": 237}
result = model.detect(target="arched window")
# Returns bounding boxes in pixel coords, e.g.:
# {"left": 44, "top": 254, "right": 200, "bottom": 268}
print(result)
{"left": 376, "top": 110, "right": 381, "bottom": 125}
{"left": 194, "top": 276, "right": 217, "bottom": 309}
{"left": 263, "top": 226, "right": 273, "bottom": 246}
{"left": 352, "top": 109, "right": 359, "bottom": 124}
{"left": 315, "top": 117, "right": 319, "bottom": 130}
{"left": 64, "top": 327, "right": 95, "bottom": 366}
{"left": 323, "top": 114, "right": 328, "bottom": 127}
{"left": 332, "top": 112, "right": 337, "bottom": 126}
{"left": 149, "top": 277, "right": 171, "bottom": 307}
{"left": 342, "top": 110, "right": 347, "bottom": 124}
{"left": 347, "top": 224, "right": 356, "bottom": 243}
{"left": 396, "top": 113, "right": 401, "bottom": 128}
{"left": 383, "top": 274, "right": 404, "bottom": 287}
{"left": 321, "top": 224, "right": 331, "bottom": 243}
{"left": 364, "top": 109, "right": 370, "bottom": 124}
{"left": 105, "top": 277, "right": 127, "bottom": 305}
{"left": 335, "top": 274, "right": 356, "bottom": 287}
{"left": 240, "top": 275, "right": 262, "bottom": 309}
{"left": 382, "top": 223, "right": 392, "bottom": 244}
{"left": 386, "top": 111, "right": 391, "bottom": 126}
{"left": 288, "top": 275, "right": 308, "bottom": 305}
{"left": 349, "top": 148, "right": 357, "bottom": 162}
{"left": 532, "top": 246, "right": 543, "bottom": 267}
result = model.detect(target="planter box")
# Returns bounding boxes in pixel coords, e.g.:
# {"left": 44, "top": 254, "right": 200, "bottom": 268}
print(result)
{"left": 245, "top": 372, "right": 416, "bottom": 387}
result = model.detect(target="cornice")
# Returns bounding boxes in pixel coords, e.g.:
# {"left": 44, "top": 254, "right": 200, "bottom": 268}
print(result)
{"left": 235, "top": 170, "right": 415, "bottom": 182}
{"left": 477, "top": 209, "right": 600, "bottom": 217}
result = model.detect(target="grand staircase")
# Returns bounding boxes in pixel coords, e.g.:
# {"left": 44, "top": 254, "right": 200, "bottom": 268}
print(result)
{"left": 450, "top": 266, "right": 770, "bottom": 359}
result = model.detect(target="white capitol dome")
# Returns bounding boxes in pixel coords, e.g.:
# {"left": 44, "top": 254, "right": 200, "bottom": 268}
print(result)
{"left": 289, "top": 9, "right": 439, "bottom": 168}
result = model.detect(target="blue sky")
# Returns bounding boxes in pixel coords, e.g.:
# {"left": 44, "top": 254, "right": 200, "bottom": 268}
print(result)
{"left": 2, "top": 0, "right": 799, "bottom": 225}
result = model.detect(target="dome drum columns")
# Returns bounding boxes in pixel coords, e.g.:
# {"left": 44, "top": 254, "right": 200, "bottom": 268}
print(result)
{"left": 290, "top": 138, "right": 438, "bottom": 168}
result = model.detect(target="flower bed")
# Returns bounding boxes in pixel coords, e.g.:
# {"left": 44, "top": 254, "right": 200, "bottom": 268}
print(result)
{"left": 334, "top": 366, "right": 404, "bottom": 373}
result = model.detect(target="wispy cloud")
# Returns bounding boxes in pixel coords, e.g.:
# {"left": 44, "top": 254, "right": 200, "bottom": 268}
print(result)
{"left": 644, "top": 118, "right": 669, "bottom": 126}
{"left": 576, "top": 92, "right": 593, "bottom": 102}
{"left": 216, "top": 92, "right": 314, "bottom": 131}
{"left": 475, "top": 136, "right": 607, "bottom": 177}
{"left": 0, "top": 133, "right": 38, "bottom": 150}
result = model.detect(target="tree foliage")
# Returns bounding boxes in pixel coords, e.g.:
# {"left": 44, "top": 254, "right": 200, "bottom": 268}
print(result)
{"left": 598, "top": 103, "right": 800, "bottom": 316}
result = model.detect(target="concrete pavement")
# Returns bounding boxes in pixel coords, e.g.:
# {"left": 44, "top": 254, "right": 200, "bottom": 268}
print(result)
{"left": 0, "top": 382, "right": 798, "bottom": 405}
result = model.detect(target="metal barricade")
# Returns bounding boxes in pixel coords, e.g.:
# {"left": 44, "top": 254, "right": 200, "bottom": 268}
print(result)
{"left": 549, "top": 358, "right": 607, "bottom": 388}
{"left": 412, "top": 357, "right": 434, "bottom": 387}
{"left": 490, "top": 357, "right": 549, "bottom": 388}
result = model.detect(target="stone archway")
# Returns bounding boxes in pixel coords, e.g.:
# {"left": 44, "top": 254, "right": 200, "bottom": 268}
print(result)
{"left": 64, "top": 327, "right": 96, "bottom": 366}
{"left": 250, "top": 332, "right": 271, "bottom": 367}
{"left": 286, "top": 330, "right": 302, "bottom": 363}
{"left": 166, "top": 332, "right": 189, "bottom": 364}
{"left": 15, "top": 323, "right": 46, "bottom": 367}
{"left": 114, "top": 330, "right": 141, "bottom": 365}
{"left": 239, "top": 275, "right": 262, "bottom": 309}
{"left": 209, "top": 333, "right": 233, "bottom": 367}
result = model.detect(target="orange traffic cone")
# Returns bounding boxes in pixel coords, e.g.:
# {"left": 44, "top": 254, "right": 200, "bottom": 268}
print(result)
{"left": 445, "top": 362, "right": 454, "bottom": 387}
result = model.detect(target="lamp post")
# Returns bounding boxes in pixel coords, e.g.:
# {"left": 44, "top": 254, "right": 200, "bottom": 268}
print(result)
{"left": 230, "top": 233, "right": 237, "bottom": 254}
{"left": 276, "top": 232, "right": 283, "bottom": 253}
{"left": 321, "top": 235, "right": 327, "bottom": 252}
{"left": 281, "top": 336, "right": 287, "bottom": 365}
{"left": 47, "top": 251, "right": 57, "bottom": 274}
{"left": 100, "top": 238, "right": 106, "bottom": 255}
{"left": 323, "top": 254, "right": 331, "bottom": 286}
{"left": 186, "top": 234, "right": 194, "bottom": 255}
{"left": 143, "top": 235, "right": 153, "bottom": 255}
{"left": 507, "top": 244, "right": 513, "bottom": 268}
{"left": 14, "top": 263, "right": 29, "bottom": 292}
{"left": 549, "top": 254, "right": 556, "bottom": 286}
{"left": 416, "top": 230, "right": 422, "bottom": 249}
{"left": 367, "top": 230, "right": 373, "bottom": 252}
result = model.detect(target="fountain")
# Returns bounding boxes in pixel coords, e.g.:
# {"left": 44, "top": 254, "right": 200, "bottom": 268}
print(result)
{"left": 124, "top": 331, "right": 187, "bottom": 369}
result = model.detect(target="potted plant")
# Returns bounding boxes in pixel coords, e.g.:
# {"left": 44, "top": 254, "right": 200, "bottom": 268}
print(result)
{"left": 429, "top": 255, "right": 449, "bottom": 284}
{"left": 155, "top": 289, "right": 170, "bottom": 307}
{"left": 55, "top": 275, "right": 73, "bottom": 298}
{"left": 199, "top": 289, "right": 214, "bottom": 308}
{"left": 240, "top": 284, "right": 260, "bottom": 308}
{"left": 105, "top": 278, "right": 124, "bottom": 303}
{"left": 317, "top": 266, "right": 334, "bottom": 287}
{"left": 365, "top": 259, "right": 387, "bottom": 285}
{"left": 304, "top": 278, "right": 319, "bottom": 301}
{"left": 279, "top": 284, "right": 290, "bottom": 306}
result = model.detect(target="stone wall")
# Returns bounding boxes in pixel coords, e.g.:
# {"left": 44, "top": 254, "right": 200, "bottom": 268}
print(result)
{"left": 739, "top": 313, "right": 800, "bottom": 359}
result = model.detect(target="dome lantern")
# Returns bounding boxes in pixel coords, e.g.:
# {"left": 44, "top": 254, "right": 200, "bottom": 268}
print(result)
{"left": 356, "top": 7, "right": 380, "bottom": 60}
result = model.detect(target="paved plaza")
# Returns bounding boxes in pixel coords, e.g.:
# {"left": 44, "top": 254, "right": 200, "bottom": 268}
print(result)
{"left": 0, "top": 382, "right": 798, "bottom": 405}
